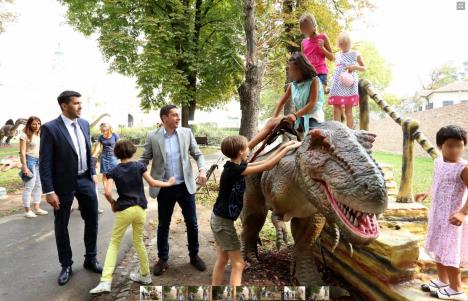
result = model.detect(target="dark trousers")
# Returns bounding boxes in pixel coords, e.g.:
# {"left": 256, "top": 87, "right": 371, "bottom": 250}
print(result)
{"left": 156, "top": 183, "right": 199, "bottom": 261}
{"left": 54, "top": 173, "right": 98, "bottom": 267}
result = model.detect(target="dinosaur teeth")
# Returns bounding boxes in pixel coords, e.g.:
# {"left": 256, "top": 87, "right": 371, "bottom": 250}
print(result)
{"left": 353, "top": 219, "right": 359, "bottom": 227}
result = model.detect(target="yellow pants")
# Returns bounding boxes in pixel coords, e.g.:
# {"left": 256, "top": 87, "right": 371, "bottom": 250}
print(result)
{"left": 101, "top": 205, "right": 149, "bottom": 282}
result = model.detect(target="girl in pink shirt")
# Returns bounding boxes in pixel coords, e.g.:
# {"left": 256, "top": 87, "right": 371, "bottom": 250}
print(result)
{"left": 299, "top": 13, "right": 334, "bottom": 92}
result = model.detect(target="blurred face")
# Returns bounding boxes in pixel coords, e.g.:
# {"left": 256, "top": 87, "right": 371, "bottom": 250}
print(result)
{"left": 30, "top": 120, "right": 41, "bottom": 133}
{"left": 338, "top": 38, "right": 351, "bottom": 52}
{"left": 162, "top": 108, "right": 181, "bottom": 129}
{"left": 61, "top": 96, "right": 82, "bottom": 119}
{"left": 100, "top": 128, "right": 110, "bottom": 136}
{"left": 300, "top": 21, "right": 315, "bottom": 36}
{"left": 288, "top": 62, "right": 303, "bottom": 82}
{"left": 239, "top": 145, "right": 250, "bottom": 161}
{"left": 440, "top": 138, "right": 465, "bottom": 162}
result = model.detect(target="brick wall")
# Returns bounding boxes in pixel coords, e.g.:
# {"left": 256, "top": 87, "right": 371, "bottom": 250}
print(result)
{"left": 369, "top": 102, "right": 468, "bottom": 159}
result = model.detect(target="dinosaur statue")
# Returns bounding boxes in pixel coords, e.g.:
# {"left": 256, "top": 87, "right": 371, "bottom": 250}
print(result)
{"left": 89, "top": 113, "right": 111, "bottom": 128}
{"left": 0, "top": 118, "right": 28, "bottom": 145}
{"left": 241, "top": 121, "right": 388, "bottom": 285}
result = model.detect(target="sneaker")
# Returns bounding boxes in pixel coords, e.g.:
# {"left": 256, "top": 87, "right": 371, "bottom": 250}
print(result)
{"left": 89, "top": 281, "right": 111, "bottom": 294}
{"left": 130, "top": 271, "right": 152, "bottom": 284}
{"left": 434, "top": 288, "right": 468, "bottom": 300}
{"left": 35, "top": 208, "right": 48, "bottom": 216}
{"left": 98, "top": 208, "right": 104, "bottom": 214}
{"left": 24, "top": 211, "right": 37, "bottom": 218}
{"left": 190, "top": 255, "right": 206, "bottom": 271}
{"left": 153, "top": 260, "right": 169, "bottom": 276}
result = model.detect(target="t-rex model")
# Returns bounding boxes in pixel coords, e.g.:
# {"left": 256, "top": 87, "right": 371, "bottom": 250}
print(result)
{"left": 0, "top": 118, "right": 28, "bottom": 145}
{"left": 241, "top": 121, "right": 388, "bottom": 285}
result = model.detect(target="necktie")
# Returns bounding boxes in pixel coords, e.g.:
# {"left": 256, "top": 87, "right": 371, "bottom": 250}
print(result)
{"left": 71, "top": 122, "right": 86, "bottom": 173}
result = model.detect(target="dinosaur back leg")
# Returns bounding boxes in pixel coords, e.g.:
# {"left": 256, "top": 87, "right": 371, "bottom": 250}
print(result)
{"left": 290, "top": 215, "right": 326, "bottom": 286}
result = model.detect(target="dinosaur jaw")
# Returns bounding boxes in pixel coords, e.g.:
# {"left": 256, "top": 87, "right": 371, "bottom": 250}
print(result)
{"left": 320, "top": 181, "right": 380, "bottom": 239}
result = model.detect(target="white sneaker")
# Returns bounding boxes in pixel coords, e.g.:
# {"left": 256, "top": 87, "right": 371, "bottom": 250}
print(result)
{"left": 436, "top": 288, "right": 468, "bottom": 300}
{"left": 89, "top": 281, "right": 111, "bottom": 294}
{"left": 24, "top": 211, "right": 37, "bottom": 218}
{"left": 34, "top": 208, "right": 48, "bottom": 216}
{"left": 130, "top": 271, "right": 152, "bottom": 284}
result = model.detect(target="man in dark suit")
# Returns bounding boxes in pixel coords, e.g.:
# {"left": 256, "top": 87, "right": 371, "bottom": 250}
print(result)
{"left": 39, "top": 91, "right": 102, "bottom": 285}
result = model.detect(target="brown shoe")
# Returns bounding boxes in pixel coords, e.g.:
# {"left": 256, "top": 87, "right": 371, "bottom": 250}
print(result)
{"left": 153, "top": 260, "right": 168, "bottom": 276}
{"left": 190, "top": 255, "right": 206, "bottom": 271}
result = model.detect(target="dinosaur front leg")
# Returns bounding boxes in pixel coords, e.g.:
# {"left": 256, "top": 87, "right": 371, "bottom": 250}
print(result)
{"left": 290, "top": 215, "right": 326, "bottom": 286}
{"left": 240, "top": 190, "right": 267, "bottom": 263}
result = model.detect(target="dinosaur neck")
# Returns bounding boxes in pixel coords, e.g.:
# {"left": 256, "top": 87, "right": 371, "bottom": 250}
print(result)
{"left": 89, "top": 113, "right": 111, "bottom": 128}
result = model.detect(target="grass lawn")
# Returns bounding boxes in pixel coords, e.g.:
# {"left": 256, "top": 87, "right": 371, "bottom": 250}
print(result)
{"left": 0, "top": 144, "right": 22, "bottom": 192}
{"left": 373, "top": 151, "right": 434, "bottom": 206}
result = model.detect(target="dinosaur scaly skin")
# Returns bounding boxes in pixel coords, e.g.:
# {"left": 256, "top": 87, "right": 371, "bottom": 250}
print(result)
{"left": 241, "top": 121, "right": 388, "bottom": 285}
{"left": 0, "top": 118, "right": 27, "bottom": 145}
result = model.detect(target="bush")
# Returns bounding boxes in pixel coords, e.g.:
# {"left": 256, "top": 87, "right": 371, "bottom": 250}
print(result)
{"left": 91, "top": 123, "right": 238, "bottom": 147}
{"left": 91, "top": 126, "right": 156, "bottom": 145}
{"left": 192, "top": 123, "right": 239, "bottom": 146}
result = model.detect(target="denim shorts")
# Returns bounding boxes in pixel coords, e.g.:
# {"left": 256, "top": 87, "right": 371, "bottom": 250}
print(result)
{"left": 297, "top": 117, "right": 321, "bottom": 133}
{"left": 317, "top": 74, "right": 328, "bottom": 86}
{"left": 210, "top": 212, "right": 240, "bottom": 251}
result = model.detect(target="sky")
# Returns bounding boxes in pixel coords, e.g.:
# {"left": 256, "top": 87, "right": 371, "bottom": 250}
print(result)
{"left": 0, "top": 0, "right": 467, "bottom": 125}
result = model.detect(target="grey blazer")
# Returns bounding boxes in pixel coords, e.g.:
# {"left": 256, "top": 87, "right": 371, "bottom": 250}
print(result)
{"left": 139, "top": 127, "right": 206, "bottom": 198}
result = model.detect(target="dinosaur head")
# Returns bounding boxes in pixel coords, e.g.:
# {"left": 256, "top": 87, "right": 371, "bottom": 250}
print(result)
{"left": 295, "top": 121, "right": 387, "bottom": 245}
{"left": 15, "top": 118, "right": 27, "bottom": 125}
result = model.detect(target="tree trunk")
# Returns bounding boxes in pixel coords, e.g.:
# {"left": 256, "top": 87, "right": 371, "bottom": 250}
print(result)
{"left": 281, "top": 0, "right": 300, "bottom": 115}
{"left": 238, "top": 0, "right": 264, "bottom": 140}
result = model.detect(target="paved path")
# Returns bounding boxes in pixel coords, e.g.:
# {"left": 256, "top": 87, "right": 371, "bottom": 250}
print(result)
{"left": 0, "top": 153, "right": 222, "bottom": 301}
{"left": 0, "top": 187, "right": 133, "bottom": 301}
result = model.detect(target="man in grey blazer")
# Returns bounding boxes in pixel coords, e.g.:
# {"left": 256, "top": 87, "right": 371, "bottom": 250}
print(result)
{"left": 140, "top": 104, "right": 207, "bottom": 276}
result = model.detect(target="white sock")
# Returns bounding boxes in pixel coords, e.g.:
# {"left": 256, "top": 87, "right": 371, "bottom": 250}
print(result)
{"left": 445, "top": 287, "right": 465, "bottom": 295}
{"left": 433, "top": 279, "right": 448, "bottom": 287}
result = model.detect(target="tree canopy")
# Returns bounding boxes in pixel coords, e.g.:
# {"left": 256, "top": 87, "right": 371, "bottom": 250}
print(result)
{"left": 60, "top": 0, "right": 244, "bottom": 126}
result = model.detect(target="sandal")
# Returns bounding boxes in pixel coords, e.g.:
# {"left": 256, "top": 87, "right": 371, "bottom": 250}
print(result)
{"left": 421, "top": 280, "right": 448, "bottom": 293}
{"left": 434, "top": 288, "right": 468, "bottom": 300}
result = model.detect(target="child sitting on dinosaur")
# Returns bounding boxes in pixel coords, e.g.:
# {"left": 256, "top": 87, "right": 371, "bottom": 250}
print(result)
{"left": 248, "top": 51, "right": 324, "bottom": 151}
{"left": 210, "top": 136, "right": 302, "bottom": 286}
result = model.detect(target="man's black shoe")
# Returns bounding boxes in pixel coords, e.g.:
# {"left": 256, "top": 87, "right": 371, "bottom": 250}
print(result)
{"left": 153, "top": 260, "right": 169, "bottom": 276}
{"left": 190, "top": 255, "right": 206, "bottom": 271}
{"left": 58, "top": 266, "right": 72, "bottom": 286}
{"left": 83, "top": 258, "right": 103, "bottom": 273}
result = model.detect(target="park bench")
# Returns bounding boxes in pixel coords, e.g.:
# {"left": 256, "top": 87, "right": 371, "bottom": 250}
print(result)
{"left": 195, "top": 136, "right": 208, "bottom": 146}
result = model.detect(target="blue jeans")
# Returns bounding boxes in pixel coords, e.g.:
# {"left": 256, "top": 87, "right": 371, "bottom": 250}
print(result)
{"left": 156, "top": 183, "right": 199, "bottom": 261}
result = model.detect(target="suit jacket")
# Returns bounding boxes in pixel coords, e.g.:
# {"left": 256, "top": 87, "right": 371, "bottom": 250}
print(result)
{"left": 139, "top": 127, "right": 205, "bottom": 198}
{"left": 39, "top": 116, "right": 96, "bottom": 195}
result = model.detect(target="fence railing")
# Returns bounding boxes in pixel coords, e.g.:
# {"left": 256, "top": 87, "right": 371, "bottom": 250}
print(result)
{"left": 358, "top": 79, "right": 440, "bottom": 203}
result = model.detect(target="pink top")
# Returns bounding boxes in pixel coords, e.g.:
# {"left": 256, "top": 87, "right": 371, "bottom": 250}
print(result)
{"left": 425, "top": 157, "right": 468, "bottom": 268}
{"left": 301, "top": 33, "right": 328, "bottom": 75}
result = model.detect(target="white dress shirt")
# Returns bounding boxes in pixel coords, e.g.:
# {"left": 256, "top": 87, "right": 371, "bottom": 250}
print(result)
{"left": 60, "top": 114, "right": 88, "bottom": 174}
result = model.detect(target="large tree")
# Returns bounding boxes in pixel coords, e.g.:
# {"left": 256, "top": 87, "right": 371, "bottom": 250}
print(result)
{"left": 60, "top": 0, "right": 244, "bottom": 126}
{"left": 423, "top": 63, "right": 458, "bottom": 90}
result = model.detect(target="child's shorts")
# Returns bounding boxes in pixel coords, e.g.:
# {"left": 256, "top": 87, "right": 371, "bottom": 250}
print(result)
{"left": 317, "top": 74, "right": 328, "bottom": 86}
{"left": 210, "top": 212, "right": 241, "bottom": 251}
